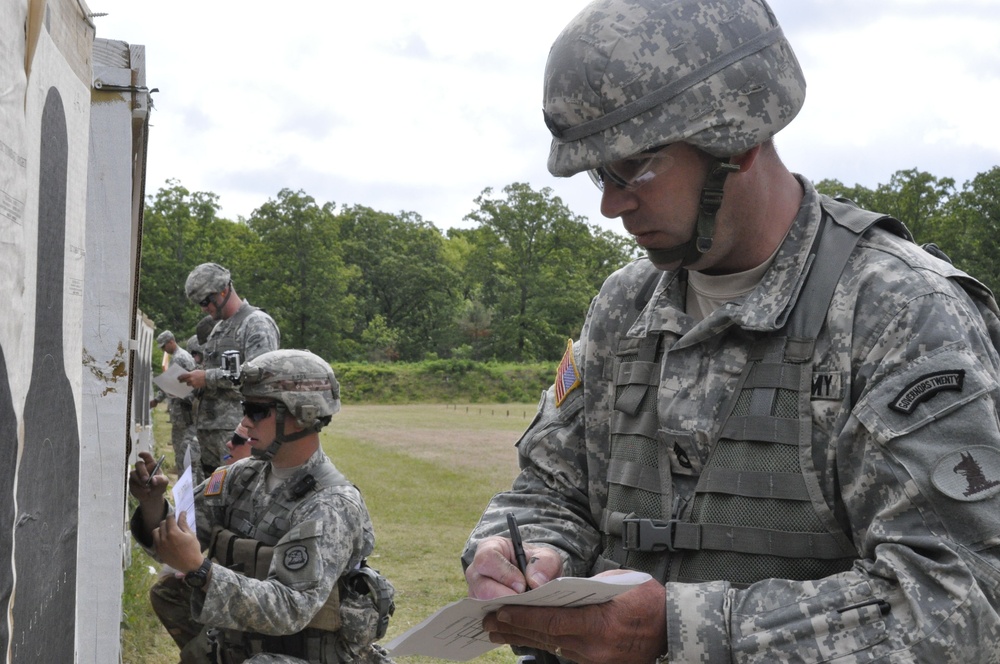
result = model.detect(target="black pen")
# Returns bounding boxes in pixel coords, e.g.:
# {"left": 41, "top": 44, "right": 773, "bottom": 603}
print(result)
{"left": 145, "top": 454, "right": 166, "bottom": 487}
{"left": 506, "top": 513, "right": 530, "bottom": 587}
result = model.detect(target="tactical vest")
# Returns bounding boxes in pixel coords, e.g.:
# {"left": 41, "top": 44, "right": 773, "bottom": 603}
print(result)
{"left": 220, "top": 460, "right": 341, "bottom": 545}
{"left": 199, "top": 303, "right": 261, "bottom": 416}
{"left": 207, "top": 460, "right": 394, "bottom": 663}
{"left": 209, "top": 526, "right": 345, "bottom": 633}
{"left": 599, "top": 200, "right": 907, "bottom": 587}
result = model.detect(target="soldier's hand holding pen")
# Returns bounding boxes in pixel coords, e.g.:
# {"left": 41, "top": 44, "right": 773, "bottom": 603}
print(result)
{"left": 129, "top": 450, "right": 170, "bottom": 535}
{"left": 465, "top": 519, "right": 563, "bottom": 600}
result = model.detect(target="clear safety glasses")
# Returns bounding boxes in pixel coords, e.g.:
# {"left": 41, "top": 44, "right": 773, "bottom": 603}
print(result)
{"left": 588, "top": 145, "right": 676, "bottom": 192}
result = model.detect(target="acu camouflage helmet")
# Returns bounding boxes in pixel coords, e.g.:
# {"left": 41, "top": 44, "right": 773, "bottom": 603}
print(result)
{"left": 156, "top": 330, "right": 175, "bottom": 348}
{"left": 240, "top": 349, "right": 341, "bottom": 431}
{"left": 185, "top": 263, "right": 231, "bottom": 304}
{"left": 543, "top": 0, "right": 806, "bottom": 176}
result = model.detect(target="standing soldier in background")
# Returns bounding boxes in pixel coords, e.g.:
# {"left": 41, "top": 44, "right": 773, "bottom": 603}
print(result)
{"left": 179, "top": 263, "right": 280, "bottom": 480}
{"left": 150, "top": 330, "right": 198, "bottom": 474}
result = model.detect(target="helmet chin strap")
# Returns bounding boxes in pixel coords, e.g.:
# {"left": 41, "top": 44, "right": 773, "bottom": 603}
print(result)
{"left": 251, "top": 404, "right": 314, "bottom": 461}
{"left": 645, "top": 160, "right": 741, "bottom": 268}
{"left": 209, "top": 281, "right": 235, "bottom": 318}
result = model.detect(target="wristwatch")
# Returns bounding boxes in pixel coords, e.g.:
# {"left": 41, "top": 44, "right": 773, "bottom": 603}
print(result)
{"left": 184, "top": 558, "right": 212, "bottom": 588}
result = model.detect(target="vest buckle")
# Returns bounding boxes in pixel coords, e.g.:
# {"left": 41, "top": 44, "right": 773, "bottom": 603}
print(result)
{"left": 622, "top": 518, "right": 677, "bottom": 552}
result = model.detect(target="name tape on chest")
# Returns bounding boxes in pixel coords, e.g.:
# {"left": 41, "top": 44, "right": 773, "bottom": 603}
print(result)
{"left": 810, "top": 371, "right": 843, "bottom": 401}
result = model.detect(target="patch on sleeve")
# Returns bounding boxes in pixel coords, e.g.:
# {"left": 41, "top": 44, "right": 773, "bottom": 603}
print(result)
{"left": 204, "top": 468, "right": 227, "bottom": 496}
{"left": 888, "top": 370, "right": 965, "bottom": 415}
{"left": 554, "top": 339, "right": 581, "bottom": 407}
{"left": 931, "top": 446, "right": 1000, "bottom": 502}
{"left": 283, "top": 544, "right": 309, "bottom": 571}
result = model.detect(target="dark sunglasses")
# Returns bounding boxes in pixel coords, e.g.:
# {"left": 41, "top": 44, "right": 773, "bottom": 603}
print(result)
{"left": 198, "top": 293, "right": 215, "bottom": 307}
{"left": 241, "top": 401, "right": 275, "bottom": 423}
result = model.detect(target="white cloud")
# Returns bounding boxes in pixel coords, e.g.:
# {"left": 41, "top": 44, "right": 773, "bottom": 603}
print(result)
{"left": 91, "top": 0, "right": 1000, "bottom": 233}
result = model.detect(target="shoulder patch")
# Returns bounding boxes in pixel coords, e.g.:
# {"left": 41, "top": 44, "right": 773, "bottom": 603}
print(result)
{"left": 554, "top": 339, "right": 581, "bottom": 407}
{"left": 931, "top": 446, "right": 1000, "bottom": 502}
{"left": 889, "top": 370, "right": 965, "bottom": 415}
{"left": 283, "top": 544, "right": 309, "bottom": 571}
{"left": 204, "top": 467, "right": 228, "bottom": 496}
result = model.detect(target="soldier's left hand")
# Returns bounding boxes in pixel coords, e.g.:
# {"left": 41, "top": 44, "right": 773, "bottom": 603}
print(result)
{"left": 482, "top": 573, "right": 668, "bottom": 664}
{"left": 152, "top": 511, "right": 204, "bottom": 574}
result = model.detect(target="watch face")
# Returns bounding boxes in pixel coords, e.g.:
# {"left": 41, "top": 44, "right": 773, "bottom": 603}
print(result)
{"left": 185, "top": 560, "right": 210, "bottom": 588}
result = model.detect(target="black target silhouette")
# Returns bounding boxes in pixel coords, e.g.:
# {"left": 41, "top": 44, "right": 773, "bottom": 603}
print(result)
{"left": 12, "top": 86, "right": 80, "bottom": 662}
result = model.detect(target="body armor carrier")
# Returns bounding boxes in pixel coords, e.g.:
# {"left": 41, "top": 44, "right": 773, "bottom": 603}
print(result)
{"left": 599, "top": 200, "right": 903, "bottom": 587}
{"left": 199, "top": 303, "right": 261, "bottom": 421}
{"left": 207, "top": 461, "right": 395, "bottom": 663}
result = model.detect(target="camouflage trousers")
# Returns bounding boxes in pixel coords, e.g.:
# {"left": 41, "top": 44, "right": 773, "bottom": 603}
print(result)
{"left": 149, "top": 575, "right": 395, "bottom": 664}
{"left": 149, "top": 573, "right": 212, "bottom": 664}
{"left": 237, "top": 645, "right": 394, "bottom": 663}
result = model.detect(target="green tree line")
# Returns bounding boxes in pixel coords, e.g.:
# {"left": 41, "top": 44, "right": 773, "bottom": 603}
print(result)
{"left": 139, "top": 181, "right": 640, "bottom": 362}
{"left": 139, "top": 166, "right": 1000, "bottom": 363}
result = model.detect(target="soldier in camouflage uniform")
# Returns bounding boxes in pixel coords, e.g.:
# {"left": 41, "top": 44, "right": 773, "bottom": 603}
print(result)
{"left": 179, "top": 263, "right": 280, "bottom": 480}
{"left": 130, "top": 349, "right": 395, "bottom": 664}
{"left": 188, "top": 335, "right": 205, "bottom": 366}
{"left": 151, "top": 330, "right": 199, "bottom": 474}
{"left": 462, "top": 1, "right": 1000, "bottom": 662}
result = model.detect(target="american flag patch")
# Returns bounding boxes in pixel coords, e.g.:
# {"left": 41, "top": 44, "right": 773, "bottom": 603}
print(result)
{"left": 204, "top": 468, "right": 227, "bottom": 496}
{"left": 554, "top": 339, "right": 580, "bottom": 407}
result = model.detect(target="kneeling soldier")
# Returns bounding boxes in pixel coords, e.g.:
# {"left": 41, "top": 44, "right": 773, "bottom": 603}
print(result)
{"left": 130, "top": 349, "right": 395, "bottom": 663}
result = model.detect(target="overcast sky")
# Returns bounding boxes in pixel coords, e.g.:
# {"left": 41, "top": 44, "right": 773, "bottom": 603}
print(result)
{"left": 90, "top": 0, "right": 1000, "bottom": 235}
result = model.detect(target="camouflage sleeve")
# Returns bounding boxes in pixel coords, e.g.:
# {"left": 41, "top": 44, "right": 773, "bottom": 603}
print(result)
{"left": 462, "top": 340, "right": 600, "bottom": 578}
{"left": 241, "top": 310, "right": 280, "bottom": 362}
{"left": 173, "top": 351, "right": 196, "bottom": 372}
{"left": 668, "top": 253, "right": 1000, "bottom": 661}
{"left": 194, "top": 489, "right": 373, "bottom": 635}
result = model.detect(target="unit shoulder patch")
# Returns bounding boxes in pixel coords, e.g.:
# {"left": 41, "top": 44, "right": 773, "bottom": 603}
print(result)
{"left": 283, "top": 544, "right": 309, "bottom": 571}
{"left": 554, "top": 339, "right": 581, "bottom": 407}
{"left": 931, "top": 446, "right": 1000, "bottom": 502}
{"left": 889, "top": 370, "right": 965, "bottom": 415}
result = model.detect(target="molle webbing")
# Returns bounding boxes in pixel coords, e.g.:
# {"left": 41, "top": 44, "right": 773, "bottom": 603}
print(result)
{"left": 211, "top": 525, "right": 343, "bottom": 634}
{"left": 675, "top": 335, "right": 858, "bottom": 586}
{"left": 225, "top": 462, "right": 352, "bottom": 544}
{"left": 210, "top": 526, "right": 274, "bottom": 580}
{"left": 204, "top": 303, "right": 260, "bottom": 365}
{"left": 602, "top": 330, "right": 672, "bottom": 578}
{"left": 675, "top": 209, "right": 878, "bottom": 585}
{"left": 600, "top": 203, "right": 895, "bottom": 585}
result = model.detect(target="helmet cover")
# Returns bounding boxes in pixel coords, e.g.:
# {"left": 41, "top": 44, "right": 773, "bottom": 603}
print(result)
{"left": 543, "top": 0, "right": 806, "bottom": 175}
{"left": 185, "top": 263, "right": 231, "bottom": 304}
{"left": 240, "top": 349, "right": 341, "bottom": 430}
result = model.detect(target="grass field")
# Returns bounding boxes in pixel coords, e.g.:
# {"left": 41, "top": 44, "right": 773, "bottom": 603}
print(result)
{"left": 122, "top": 403, "right": 535, "bottom": 663}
